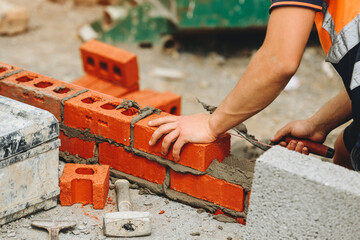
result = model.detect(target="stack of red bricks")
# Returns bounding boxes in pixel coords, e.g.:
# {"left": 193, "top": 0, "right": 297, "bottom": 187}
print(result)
{"left": 0, "top": 43, "right": 251, "bottom": 223}
{"left": 74, "top": 40, "right": 181, "bottom": 115}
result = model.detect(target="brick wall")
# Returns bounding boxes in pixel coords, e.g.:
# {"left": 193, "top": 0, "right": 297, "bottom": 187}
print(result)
{"left": 0, "top": 47, "right": 251, "bottom": 223}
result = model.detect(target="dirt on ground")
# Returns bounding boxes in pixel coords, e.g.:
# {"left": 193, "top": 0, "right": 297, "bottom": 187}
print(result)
{"left": 0, "top": 0, "right": 348, "bottom": 239}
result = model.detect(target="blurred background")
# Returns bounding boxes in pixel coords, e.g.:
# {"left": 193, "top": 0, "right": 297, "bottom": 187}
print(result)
{"left": 0, "top": 0, "right": 345, "bottom": 151}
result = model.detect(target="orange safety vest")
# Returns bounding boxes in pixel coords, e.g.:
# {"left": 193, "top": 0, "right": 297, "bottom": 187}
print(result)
{"left": 315, "top": 0, "right": 360, "bottom": 89}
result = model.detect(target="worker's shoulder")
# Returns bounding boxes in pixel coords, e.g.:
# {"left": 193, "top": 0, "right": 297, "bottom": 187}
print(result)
{"left": 270, "top": 0, "right": 323, "bottom": 13}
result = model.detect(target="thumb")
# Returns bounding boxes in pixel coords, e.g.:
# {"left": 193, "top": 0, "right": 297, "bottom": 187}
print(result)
{"left": 271, "top": 126, "right": 291, "bottom": 142}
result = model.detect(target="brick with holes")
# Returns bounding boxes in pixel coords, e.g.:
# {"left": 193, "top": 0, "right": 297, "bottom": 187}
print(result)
{"left": 0, "top": 70, "right": 85, "bottom": 121}
{"left": 123, "top": 89, "right": 181, "bottom": 115}
{"left": 80, "top": 40, "right": 139, "bottom": 88}
{"left": 59, "top": 163, "right": 110, "bottom": 209}
{"left": 0, "top": 62, "right": 22, "bottom": 80}
{"left": 73, "top": 74, "right": 139, "bottom": 98}
{"left": 133, "top": 111, "right": 231, "bottom": 172}
{"left": 63, "top": 90, "right": 137, "bottom": 145}
{"left": 59, "top": 131, "right": 96, "bottom": 160}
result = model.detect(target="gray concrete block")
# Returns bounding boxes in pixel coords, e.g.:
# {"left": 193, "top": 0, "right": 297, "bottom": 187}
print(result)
{"left": 0, "top": 96, "right": 60, "bottom": 225}
{"left": 0, "top": 95, "right": 59, "bottom": 160}
{"left": 245, "top": 146, "right": 360, "bottom": 240}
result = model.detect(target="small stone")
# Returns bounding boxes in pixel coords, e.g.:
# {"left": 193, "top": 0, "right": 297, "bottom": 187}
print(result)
{"left": 196, "top": 208, "right": 205, "bottom": 214}
{"left": 143, "top": 202, "right": 152, "bottom": 206}
{"left": 78, "top": 225, "right": 85, "bottom": 230}
{"left": 82, "top": 221, "right": 88, "bottom": 225}
{"left": 218, "top": 225, "right": 223, "bottom": 230}
{"left": 227, "top": 237, "right": 233, "bottom": 240}
{"left": 22, "top": 224, "right": 30, "bottom": 228}
{"left": 7, "top": 232, "right": 16, "bottom": 238}
{"left": 54, "top": 211, "right": 59, "bottom": 215}
{"left": 72, "top": 230, "right": 80, "bottom": 235}
{"left": 1, "top": 229, "right": 7, "bottom": 233}
{"left": 190, "top": 232, "right": 200, "bottom": 236}
{"left": 165, "top": 200, "right": 169, "bottom": 204}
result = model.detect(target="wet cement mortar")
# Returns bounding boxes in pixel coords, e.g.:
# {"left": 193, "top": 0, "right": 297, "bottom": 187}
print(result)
{"left": 0, "top": 0, "right": 348, "bottom": 239}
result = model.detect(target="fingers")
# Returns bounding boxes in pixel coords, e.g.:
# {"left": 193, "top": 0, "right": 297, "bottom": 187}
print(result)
{"left": 149, "top": 122, "right": 177, "bottom": 146}
{"left": 172, "top": 137, "right": 187, "bottom": 162}
{"left": 161, "top": 129, "right": 180, "bottom": 156}
{"left": 148, "top": 116, "right": 178, "bottom": 127}
{"left": 285, "top": 140, "right": 309, "bottom": 155}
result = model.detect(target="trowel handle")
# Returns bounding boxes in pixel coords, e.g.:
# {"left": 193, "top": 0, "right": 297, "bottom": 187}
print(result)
{"left": 284, "top": 137, "right": 335, "bottom": 158}
{"left": 115, "top": 179, "right": 132, "bottom": 212}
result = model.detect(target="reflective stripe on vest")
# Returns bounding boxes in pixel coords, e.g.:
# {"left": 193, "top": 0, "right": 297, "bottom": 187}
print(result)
{"left": 351, "top": 61, "right": 360, "bottom": 90}
{"left": 315, "top": 1, "right": 360, "bottom": 64}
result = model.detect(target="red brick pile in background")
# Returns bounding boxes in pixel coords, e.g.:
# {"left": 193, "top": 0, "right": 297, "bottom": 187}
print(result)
{"left": 0, "top": 43, "right": 250, "bottom": 223}
{"left": 74, "top": 40, "right": 181, "bottom": 115}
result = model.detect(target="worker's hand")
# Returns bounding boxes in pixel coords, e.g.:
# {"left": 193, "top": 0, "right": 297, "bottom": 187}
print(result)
{"left": 271, "top": 119, "right": 327, "bottom": 155}
{"left": 148, "top": 113, "right": 218, "bottom": 161}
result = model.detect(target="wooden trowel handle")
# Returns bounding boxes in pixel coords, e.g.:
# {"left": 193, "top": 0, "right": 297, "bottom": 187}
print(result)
{"left": 115, "top": 179, "right": 132, "bottom": 212}
{"left": 284, "top": 137, "right": 335, "bottom": 158}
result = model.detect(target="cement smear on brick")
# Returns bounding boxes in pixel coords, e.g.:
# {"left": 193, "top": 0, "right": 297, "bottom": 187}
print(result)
{"left": 0, "top": 69, "right": 23, "bottom": 81}
{"left": 60, "top": 89, "right": 88, "bottom": 122}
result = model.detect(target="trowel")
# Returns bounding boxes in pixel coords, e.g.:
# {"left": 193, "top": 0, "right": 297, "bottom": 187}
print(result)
{"left": 197, "top": 99, "right": 335, "bottom": 158}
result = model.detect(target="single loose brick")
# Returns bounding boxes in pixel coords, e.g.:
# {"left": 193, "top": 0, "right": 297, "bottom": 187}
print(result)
{"left": 123, "top": 89, "right": 181, "bottom": 115}
{"left": 99, "top": 142, "right": 166, "bottom": 184}
{"left": 63, "top": 90, "right": 134, "bottom": 145}
{"left": 73, "top": 74, "right": 139, "bottom": 97}
{"left": 59, "top": 163, "right": 110, "bottom": 209}
{"left": 0, "top": 70, "right": 85, "bottom": 121}
{"left": 59, "top": 131, "right": 96, "bottom": 160}
{"left": 133, "top": 112, "right": 231, "bottom": 172}
{"left": 170, "top": 171, "right": 244, "bottom": 212}
{"left": 80, "top": 40, "right": 139, "bottom": 87}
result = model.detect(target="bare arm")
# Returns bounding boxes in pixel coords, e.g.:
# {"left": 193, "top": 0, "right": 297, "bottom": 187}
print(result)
{"left": 272, "top": 88, "right": 352, "bottom": 152}
{"left": 149, "top": 7, "right": 317, "bottom": 160}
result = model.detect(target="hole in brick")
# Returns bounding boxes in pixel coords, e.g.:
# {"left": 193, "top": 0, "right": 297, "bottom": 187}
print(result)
{"left": 23, "top": 92, "right": 30, "bottom": 97}
{"left": 16, "top": 76, "right": 33, "bottom": 82}
{"left": 85, "top": 115, "right": 92, "bottom": 120}
{"left": 98, "top": 119, "right": 108, "bottom": 126}
{"left": 170, "top": 107, "right": 177, "bottom": 114}
{"left": 81, "top": 97, "right": 99, "bottom": 104}
{"left": 113, "top": 66, "right": 122, "bottom": 76}
{"left": 0, "top": 67, "right": 7, "bottom": 73}
{"left": 121, "top": 107, "right": 138, "bottom": 116}
{"left": 53, "top": 86, "right": 71, "bottom": 94}
{"left": 35, "top": 81, "right": 53, "bottom": 88}
{"left": 35, "top": 96, "right": 44, "bottom": 102}
{"left": 100, "top": 103, "right": 118, "bottom": 110}
{"left": 87, "top": 57, "right": 95, "bottom": 66}
{"left": 75, "top": 168, "right": 94, "bottom": 175}
{"left": 100, "top": 61, "right": 108, "bottom": 72}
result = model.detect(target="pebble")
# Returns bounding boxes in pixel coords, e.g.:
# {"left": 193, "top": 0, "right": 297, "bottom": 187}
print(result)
{"left": 190, "top": 232, "right": 200, "bottom": 236}
{"left": 196, "top": 209, "right": 206, "bottom": 214}
{"left": 72, "top": 230, "right": 80, "bottom": 235}
{"left": 7, "top": 232, "right": 15, "bottom": 238}
{"left": 1, "top": 229, "right": 7, "bottom": 233}
{"left": 78, "top": 225, "right": 85, "bottom": 230}
{"left": 227, "top": 237, "right": 233, "bottom": 240}
{"left": 218, "top": 225, "right": 223, "bottom": 230}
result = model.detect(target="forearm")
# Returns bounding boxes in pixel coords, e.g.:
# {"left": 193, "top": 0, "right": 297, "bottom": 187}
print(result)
{"left": 209, "top": 47, "right": 293, "bottom": 136}
{"left": 309, "top": 89, "right": 352, "bottom": 135}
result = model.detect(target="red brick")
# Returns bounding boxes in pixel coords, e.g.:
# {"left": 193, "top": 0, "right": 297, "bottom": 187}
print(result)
{"left": 0, "top": 70, "right": 85, "bottom": 121}
{"left": 99, "top": 142, "right": 166, "bottom": 184}
{"left": 123, "top": 89, "right": 181, "bottom": 115}
{"left": 80, "top": 40, "right": 139, "bottom": 87}
{"left": 0, "top": 62, "right": 22, "bottom": 78}
{"left": 133, "top": 112, "right": 231, "bottom": 171}
{"left": 73, "top": 74, "right": 139, "bottom": 97}
{"left": 59, "top": 163, "right": 110, "bottom": 209}
{"left": 63, "top": 90, "right": 134, "bottom": 145}
{"left": 170, "top": 171, "right": 244, "bottom": 212}
{"left": 59, "top": 131, "right": 96, "bottom": 159}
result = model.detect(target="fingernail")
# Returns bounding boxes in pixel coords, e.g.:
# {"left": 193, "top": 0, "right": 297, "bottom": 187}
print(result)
{"left": 148, "top": 121, "right": 152, "bottom": 126}
{"left": 148, "top": 140, "right": 152, "bottom": 145}
{"left": 291, "top": 142, "right": 296, "bottom": 148}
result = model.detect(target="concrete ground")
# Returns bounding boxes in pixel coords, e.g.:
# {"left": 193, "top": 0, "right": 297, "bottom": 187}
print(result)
{"left": 0, "top": 0, "right": 349, "bottom": 239}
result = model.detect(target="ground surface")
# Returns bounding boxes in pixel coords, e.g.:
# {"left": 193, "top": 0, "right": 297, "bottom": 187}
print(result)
{"left": 0, "top": 0, "right": 348, "bottom": 239}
